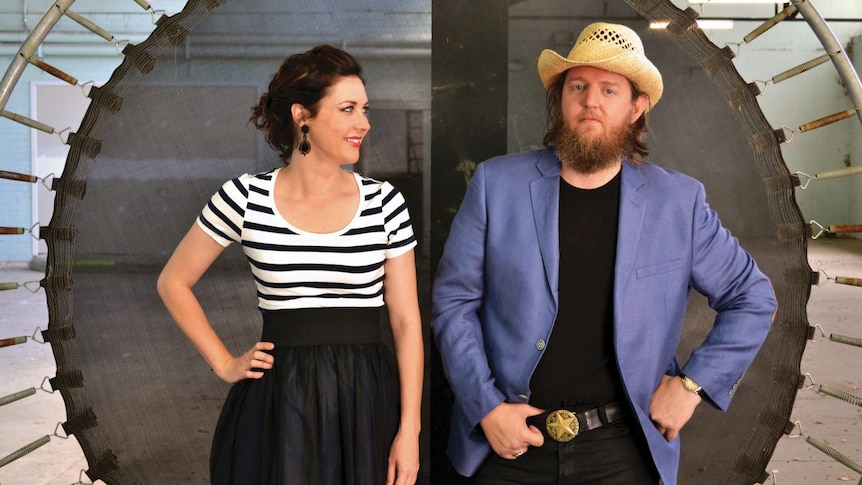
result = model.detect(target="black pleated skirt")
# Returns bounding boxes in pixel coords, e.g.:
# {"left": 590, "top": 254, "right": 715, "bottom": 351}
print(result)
{"left": 210, "top": 307, "right": 400, "bottom": 485}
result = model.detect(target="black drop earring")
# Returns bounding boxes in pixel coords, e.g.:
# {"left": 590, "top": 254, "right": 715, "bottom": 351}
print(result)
{"left": 298, "top": 124, "right": 311, "bottom": 156}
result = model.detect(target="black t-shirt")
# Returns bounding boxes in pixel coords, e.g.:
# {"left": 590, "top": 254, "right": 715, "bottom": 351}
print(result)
{"left": 529, "top": 171, "right": 625, "bottom": 409}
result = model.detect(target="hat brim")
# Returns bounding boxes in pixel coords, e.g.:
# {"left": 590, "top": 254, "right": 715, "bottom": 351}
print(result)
{"left": 537, "top": 48, "right": 663, "bottom": 110}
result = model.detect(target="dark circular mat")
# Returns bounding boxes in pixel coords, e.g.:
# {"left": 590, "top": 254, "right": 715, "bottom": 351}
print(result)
{"left": 43, "top": 1, "right": 809, "bottom": 483}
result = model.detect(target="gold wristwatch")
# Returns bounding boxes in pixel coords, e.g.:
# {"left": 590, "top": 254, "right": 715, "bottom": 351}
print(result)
{"left": 681, "top": 374, "right": 704, "bottom": 397}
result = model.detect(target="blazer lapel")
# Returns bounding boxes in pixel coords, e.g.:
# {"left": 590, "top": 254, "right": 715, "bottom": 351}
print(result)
{"left": 614, "top": 161, "right": 647, "bottom": 321}
{"left": 530, "top": 150, "right": 561, "bottom": 308}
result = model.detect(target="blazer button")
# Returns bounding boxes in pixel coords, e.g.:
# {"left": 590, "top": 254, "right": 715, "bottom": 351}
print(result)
{"left": 536, "top": 340, "right": 546, "bottom": 350}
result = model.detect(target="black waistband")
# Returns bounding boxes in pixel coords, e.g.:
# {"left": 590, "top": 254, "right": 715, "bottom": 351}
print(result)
{"left": 260, "top": 307, "right": 382, "bottom": 346}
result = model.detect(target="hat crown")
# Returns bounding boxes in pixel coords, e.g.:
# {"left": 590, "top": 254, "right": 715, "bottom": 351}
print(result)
{"left": 536, "top": 22, "right": 663, "bottom": 109}
{"left": 569, "top": 23, "right": 645, "bottom": 60}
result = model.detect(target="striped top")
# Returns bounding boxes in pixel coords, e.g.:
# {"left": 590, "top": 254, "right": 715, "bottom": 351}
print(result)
{"left": 197, "top": 168, "right": 417, "bottom": 311}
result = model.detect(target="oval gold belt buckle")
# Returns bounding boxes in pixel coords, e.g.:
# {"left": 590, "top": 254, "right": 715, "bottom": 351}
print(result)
{"left": 545, "top": 409, "right": 579, "bottom": 442}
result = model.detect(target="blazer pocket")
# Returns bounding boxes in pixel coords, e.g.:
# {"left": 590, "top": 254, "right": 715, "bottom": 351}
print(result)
{"left": 636, "top": 258, "right": 684, "bottom": 279}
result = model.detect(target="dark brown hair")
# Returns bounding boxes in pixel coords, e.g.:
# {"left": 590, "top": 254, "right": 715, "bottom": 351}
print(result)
{"left": 542, "top": 71, "right": 650, "bottom": 165}
{"left": 250, "top": 44, "right": 364, "bottom": 162}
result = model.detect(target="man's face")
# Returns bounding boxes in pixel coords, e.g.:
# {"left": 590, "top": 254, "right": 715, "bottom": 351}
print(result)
{"left": 556, "top": 66, "right": 648, "bottom": 173}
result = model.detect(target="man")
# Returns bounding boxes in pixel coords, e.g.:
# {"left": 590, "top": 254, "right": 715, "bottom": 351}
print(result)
{"left": 431, "top": 22, "right": 776, "bottom": 485}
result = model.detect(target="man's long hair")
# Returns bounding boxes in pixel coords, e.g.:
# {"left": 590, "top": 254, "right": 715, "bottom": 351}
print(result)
{"left": 542, "top": 72, "right": 651, "bottom": 165}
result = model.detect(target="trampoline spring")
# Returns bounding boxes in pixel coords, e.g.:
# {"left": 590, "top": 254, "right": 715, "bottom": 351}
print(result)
{"left": 0, "top": 336, "right": 27, "bottom": 348}
{"left": 0, "top": 109, "right": 55, "bottom": 134}
{"left": 771, "top": 53, "right": 830, "bottom": 84}
{"left": 816, "top": 269, "right": 862, "bottom": 287}
{"left": 826, "top": 224, "right": 862, "bottom": 235}
{"left": 0, "top": 435, "right": 50, "bottom": 469}
{"left": 0, "top": 388, "right": 36, "bottom": 407}
{"left": 799, "top": 109, "right": 855, "bottom": 133}
{"left": 818, "top": 384, "right": 862, "bottom": 408}
{"left": 133, "top": 0, "right": 153, "bottom": 11}
{"left": 834, "top": 276, "right": 862, "bottom": 287}
{"left": 64, "top": 9, "right": 115, "bottom": 43}
{"left": 27, "top": 58, "right": 77, "bottom": 86}
{"left": 743, "top": 4, "right": 797, "bottom": 43}
{"left": 810, "top": 220, "right": 862, "bottom": 239}
{"left": 830, "top": 333, "right": 862, "bottom": 348}
{"left": 815, "top": 166, "right": 862, "bottom": 180}
{"left": 0, "top": 224, "right": 40, "bottom": 240}
{"left": 0, "top": 170, "right": 38, "bottom": 183}
{"left": 0, "top": 281, "right": 41, "bottom": 293}
{"left": 805, "top": 436, "right": 862, "bottom": 474}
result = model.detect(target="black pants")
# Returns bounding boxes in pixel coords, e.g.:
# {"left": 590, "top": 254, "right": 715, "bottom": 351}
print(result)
{"left": 472, "top": 420, "right": 659, "bottom": 485}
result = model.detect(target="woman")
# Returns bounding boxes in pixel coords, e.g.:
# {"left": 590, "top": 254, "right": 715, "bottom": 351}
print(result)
{"left": 157, "top": 45, "right": 422, "bottom": 485}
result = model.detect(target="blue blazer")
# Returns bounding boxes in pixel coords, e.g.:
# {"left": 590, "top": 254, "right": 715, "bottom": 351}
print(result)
{"left": 431, "top": 149, "right": 776, "bottom": 485}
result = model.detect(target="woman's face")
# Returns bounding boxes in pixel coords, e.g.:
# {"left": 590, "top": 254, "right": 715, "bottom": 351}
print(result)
{"left": 305, "top": 75, "right": 370, "bottom": 165}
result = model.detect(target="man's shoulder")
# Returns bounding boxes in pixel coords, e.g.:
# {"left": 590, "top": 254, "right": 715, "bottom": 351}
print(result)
{"left": 480, "top": 148, "right": 555, "bottom": 173}
{"left": 636, "top": 161, "right": 702, "bottom": 189}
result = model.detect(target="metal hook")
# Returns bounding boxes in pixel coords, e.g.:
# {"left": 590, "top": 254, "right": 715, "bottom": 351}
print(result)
{"left": 79, "top": 80, "right": 95, "bottom": 98}
{"left": 53, "top": 422, "right": 69, "bottom": 439}
{"left": 787, "top": 420, "right": 804, "bottom": 438}
{"left": 57, "top": 127, "right": 72, "bottom": 145}
{"left": 40, "top": 172, "right": 55, "bottom": 191}
{"left": 753, "top": 79, "right": 772, "bottom": 96}
{"left": 31, "top": 326, "right": 45, "bottom": 344}
{"left": 22, "top": 280, "right": 42, "bottom": 293}
{"left": 40, "top": 376, "right": 55, "bottom": 394}
{"left": 795, "top": 171, "right": 811, "bottom": 189}
{"left": 725, "top": 41, "right": 743, "bottom": 58}
{"left": 810, "top": 324, "right": 826, "bottom": 342}
{"left": 114, "top": 39, "right": 131, "bottom": 55}
{"left": 801, "top": 372, "right": 818, "bottom": 391}
{"left": 810, "top": 220, "right": 827, "bottom": 239}
{"left": 73, "top": 468, "right": 94, "bottom": 484}
{"left": 777, "top": 125, "right": 796, "bottom": 143}
{"left": 150, "top": 9, "right": 168, "bottom": 24}
{"left": 28, "top": 222, "right": 40, "bottom": 241}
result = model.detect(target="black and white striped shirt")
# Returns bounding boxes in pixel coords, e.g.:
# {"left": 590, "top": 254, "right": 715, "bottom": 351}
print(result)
{"left": 197, "top": 168, "right": 417, "bottom": 311}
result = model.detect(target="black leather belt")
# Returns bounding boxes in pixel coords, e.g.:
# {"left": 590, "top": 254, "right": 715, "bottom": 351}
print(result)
{"left": 527, "top": 402, "right": 625, "bottom": 443}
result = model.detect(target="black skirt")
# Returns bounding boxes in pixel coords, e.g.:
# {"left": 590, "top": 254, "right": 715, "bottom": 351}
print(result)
{"left": 210, "top": 307, "right": 400, "bottom": 485}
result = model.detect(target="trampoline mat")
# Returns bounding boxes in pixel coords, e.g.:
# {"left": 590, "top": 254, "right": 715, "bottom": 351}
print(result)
{"left": 43, "top": 0, "right": 809, "bottom": 483}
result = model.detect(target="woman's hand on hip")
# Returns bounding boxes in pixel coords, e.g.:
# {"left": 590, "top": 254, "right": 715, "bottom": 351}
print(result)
{"left": 215, "top": 341, "right": 275, "bottom": 384}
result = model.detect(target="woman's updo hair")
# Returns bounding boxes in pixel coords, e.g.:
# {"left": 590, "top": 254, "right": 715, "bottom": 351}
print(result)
{"left": 250, "top": 44, "right": 364, "bottom": 162}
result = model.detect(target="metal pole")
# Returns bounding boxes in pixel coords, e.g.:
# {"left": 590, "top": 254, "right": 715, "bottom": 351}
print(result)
{"left": 790, "top": 0, "right": 862, "bottom": 127}
{"left": 0, "top": 0, "right": 76, "bottom": 113}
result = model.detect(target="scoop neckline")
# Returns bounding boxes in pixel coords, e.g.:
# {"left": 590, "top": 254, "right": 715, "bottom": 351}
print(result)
{"left": 269, "top": 168, "right": 363, "bottom": 236}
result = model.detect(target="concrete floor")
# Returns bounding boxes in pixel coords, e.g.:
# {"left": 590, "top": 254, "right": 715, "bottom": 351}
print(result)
{"left": 1, "top": 238, "right": 860, "bottom": 485}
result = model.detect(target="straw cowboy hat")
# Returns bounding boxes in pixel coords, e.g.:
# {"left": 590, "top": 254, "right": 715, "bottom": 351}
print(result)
{"left": 537, "top": 22, "right": 663, "bottom": 110}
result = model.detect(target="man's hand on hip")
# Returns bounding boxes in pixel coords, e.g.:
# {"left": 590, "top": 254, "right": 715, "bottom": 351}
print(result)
{"left": 480, "top": 402, "right": 545, "bottom": 459}
{"left": 649, "top": 374, "right": 702, "bottom": 441}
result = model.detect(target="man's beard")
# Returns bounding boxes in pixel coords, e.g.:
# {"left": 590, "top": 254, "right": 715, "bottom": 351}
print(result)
{"left": 555, "top": 120, "right": 635, "bottom": 174}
